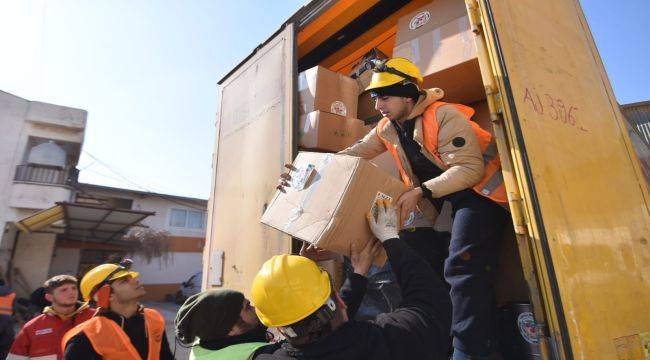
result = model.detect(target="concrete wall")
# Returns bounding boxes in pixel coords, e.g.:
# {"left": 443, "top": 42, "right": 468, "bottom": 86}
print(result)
{"left": 0, "top": 92, "right": 30, "bottom": 236}
{"left": 9, "top": 183, "right": 73, "bottom": 210}
{"left": 48, "top": 247, "right": 81, "bottom": 278}
{"left": 12, "top": 232, "right": 56, "bottom": 297}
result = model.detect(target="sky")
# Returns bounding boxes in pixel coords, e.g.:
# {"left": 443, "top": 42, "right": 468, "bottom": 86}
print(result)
{"left": 1, "top": 0, "right": 648, "bottom": 200}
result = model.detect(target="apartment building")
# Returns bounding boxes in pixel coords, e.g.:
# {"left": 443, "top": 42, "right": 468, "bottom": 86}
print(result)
{"left": 0, "top": 90, "right": 87, "bottom": 297}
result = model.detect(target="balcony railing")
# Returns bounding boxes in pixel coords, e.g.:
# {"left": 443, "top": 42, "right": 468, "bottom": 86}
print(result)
{"left": 14, "top": 164, "right": 78, "bottom": 186}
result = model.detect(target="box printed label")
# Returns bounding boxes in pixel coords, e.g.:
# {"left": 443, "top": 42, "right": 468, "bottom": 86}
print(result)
{"left": 330, "top": 101, "right": 347, "bottom": 116}
{"left": 409, "top": 10, "right": 431, "bottom": 30}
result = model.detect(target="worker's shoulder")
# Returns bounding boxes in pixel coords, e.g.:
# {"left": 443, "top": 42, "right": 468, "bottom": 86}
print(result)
{"left": 429, "top": 102, "right": 465, "bottom": 121}
{"left": 20, "top": 312, "right": 52, "bottom": 331}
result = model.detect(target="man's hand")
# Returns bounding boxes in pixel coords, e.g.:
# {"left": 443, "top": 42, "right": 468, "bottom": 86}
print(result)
{"left": 299, "top": 242, "right": 338, "bottom": 262}
{"left": 396, "top": 187, "right": 423, "bottom": 226}
{"left": 366, "top": 199, "right": 399, "bottom": 242}
{"left": 276, "top": 164, "right": 296, "bottom": 193}
{"left": 350, "top": 238, "right": 382, "bottom": 276}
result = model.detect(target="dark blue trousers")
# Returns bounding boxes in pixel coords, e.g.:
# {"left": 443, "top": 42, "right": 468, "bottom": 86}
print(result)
{"left": 444, "top": 190, "right": 509, "bottom": 356}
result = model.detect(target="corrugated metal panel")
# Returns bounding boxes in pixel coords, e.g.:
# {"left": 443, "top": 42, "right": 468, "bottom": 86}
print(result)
{"left": 621, "top": 101, "right": 650, "bottom": 145}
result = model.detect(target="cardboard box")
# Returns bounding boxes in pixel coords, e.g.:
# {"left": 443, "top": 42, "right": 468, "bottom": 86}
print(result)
{"left": 299, "top": 66, "right": 358, "bottom": 118}
{"left": 261, "top": 152, "right": 409, "bottom": 265}
{"left": 355, "top": 70, "right": 383, "bottom": 124}
{"left": 395, "top": 0, "right": 468, "bottom": 45}
{"left": 468, "top": 99, "right": 493, "bottom": 135}
{"left": 299, "top": 111, "right": 367, "bottom": 152}
{"left": 394, "top": 15, "right": 485, "bottom": 104}
{"left": 421, "top": 59, "right": 486, "bottom": 104}
{"left": 357, "top": 92, "right": 382, "bottom": 124}
{"left": 394, "top": 15, "right": 476, "bottom": 79}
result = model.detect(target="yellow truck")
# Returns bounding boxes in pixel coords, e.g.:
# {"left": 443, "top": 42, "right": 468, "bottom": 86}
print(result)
{"left": 202, "top": 0, "right": 650, "bottom": 358}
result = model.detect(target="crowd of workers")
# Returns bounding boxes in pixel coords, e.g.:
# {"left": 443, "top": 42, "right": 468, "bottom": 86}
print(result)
{"left": 0, "top": 57, "right": 508, "bottom": 359}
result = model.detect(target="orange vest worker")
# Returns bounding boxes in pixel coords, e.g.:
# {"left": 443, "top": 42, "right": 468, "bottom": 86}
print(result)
{"left": 61, "top": 308, "right": 165, "bottom": 360}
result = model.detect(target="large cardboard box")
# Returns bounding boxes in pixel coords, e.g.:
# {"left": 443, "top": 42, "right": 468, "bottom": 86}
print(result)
{"left": 394, "top": 1, "right": 486, "bottom": 104}
{"left": 358, "top": 91, "right": 382, "bottom": 124}
{"left": 394, "top": 15, "right": 475, "bottom": 80}
{"left": 395, "top": 0, "right": 468, "bottom": 45}
{"left": 468, "top": 99, "right": 493, "bottom": 135}
{"left": 261, "top": 152, "right": 409, "bottom": 265}
{"left": 299, "top": 66, "right": 358, "bottom": 118}
{"left": 299, "top": 111, "right": 367, "bottom": 152}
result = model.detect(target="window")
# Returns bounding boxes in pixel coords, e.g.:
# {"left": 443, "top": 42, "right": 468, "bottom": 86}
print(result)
{"left": 169, "top": 208, "right": 205, "bottom": 229}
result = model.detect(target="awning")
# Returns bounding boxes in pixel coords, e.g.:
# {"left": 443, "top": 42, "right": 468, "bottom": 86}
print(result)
{"left": 14, "top": 204, "right": 65, "bottom": 233}
{"left": 14, "top": 202, "right": 155, "bottom": 244}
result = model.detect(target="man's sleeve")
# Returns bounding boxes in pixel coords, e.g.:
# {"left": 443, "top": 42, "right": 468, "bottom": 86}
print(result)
{"left": 339, "top": 272, "right": 368, "bottom": 319}
{"left": 422, "top": 105, "right": 485, "bottom": 198}
{"left": 7, "top": 326, "right": 30, "bottom": 360}
{"left": 159, "top": 330, "right": 175, "bottom": 360}
{"left": 63, "top": 333, "right": 102, "bottom": 360}
{"left": 338, "top": 127, "right": 387, "bottom": 159}
{"left": 373, "top": 238, "right": 452, "bottom": 359}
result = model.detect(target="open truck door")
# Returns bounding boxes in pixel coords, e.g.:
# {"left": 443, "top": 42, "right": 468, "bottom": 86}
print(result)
{"left": 203, "top": 24, "right": 296, "bottom": 295}
{"left": 468, "top": 0, "right": 650, "bottom": 358}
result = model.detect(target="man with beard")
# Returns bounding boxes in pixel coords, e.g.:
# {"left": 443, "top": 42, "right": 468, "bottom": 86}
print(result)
{"left": 62, "top": 260, "right": 174, "bottom": 359}
{"left": 8, "top": 275, "right": 95, "bottom": 359}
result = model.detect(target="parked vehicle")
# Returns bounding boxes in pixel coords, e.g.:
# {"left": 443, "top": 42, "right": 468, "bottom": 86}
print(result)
{"left": 174, "top": 271, "right": 202, "bottom": 304}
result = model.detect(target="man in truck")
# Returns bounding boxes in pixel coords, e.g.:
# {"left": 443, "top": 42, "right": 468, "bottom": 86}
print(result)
{"left": 250, "top": 200, "right": 451, "bottom": 359}
{"left": 278, "top": 58, "right": 509, "bottom": 359}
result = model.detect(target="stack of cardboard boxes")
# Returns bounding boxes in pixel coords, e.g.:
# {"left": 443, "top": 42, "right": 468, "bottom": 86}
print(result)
{"left": 298, "top": 66, "right": 367, "bottom": 152}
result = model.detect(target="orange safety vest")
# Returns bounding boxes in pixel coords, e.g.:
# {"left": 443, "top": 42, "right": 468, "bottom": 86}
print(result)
{"left": 0, "top": 293, "right": 15, "bottom": 316}
{"left": 61, "top": 308, "right": 165, "bottom": 360}
{"left": 377, "top": 101, "right": 507, "bottom": 203}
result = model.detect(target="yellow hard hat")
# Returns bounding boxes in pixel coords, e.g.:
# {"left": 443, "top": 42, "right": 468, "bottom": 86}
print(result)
{"left": 251, "top": 254, "right": 331, "bottom": 328}
{"left": 365, "top": 57, "right": 424, "bottom": 92}
{"left": 80, "top": 260, "right": 139, "bottom": 301}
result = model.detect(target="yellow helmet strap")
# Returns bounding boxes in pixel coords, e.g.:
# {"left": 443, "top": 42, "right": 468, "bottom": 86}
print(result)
{"left": 370, "top": 59, "right": 419, "bottom": 84}
{"left": 88, "top": 259, "right": 133, "bottom": 301}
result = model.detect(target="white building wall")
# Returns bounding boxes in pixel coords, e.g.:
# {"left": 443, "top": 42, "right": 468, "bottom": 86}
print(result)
{"left": 48, "top": 248, "right": 81, "bottom": 278}
{"left": 132, "top": 252, "right": 203, "bottom": 284}
{"left": 12, "top": 233, "right": 57, "bottom": 297}
{"left": 0, "top": 92, "right": 30, "bottom": 234}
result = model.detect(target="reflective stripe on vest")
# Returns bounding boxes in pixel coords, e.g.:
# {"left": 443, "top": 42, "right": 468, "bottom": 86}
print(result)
{"left": 376, "top": 101, "right": 507, "bottom": 203}
{"left": 0, "top": 293, "right": 15, "bottom": 316}
{"left": 190, "top": 342, "right": 269, "bottom": 360}
{"left": 61, "top": 308, "right": 165, "bottom": 360}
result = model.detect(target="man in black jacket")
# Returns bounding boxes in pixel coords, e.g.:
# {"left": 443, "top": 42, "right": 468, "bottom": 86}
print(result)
{"left": 251, "top": 199, "right": 452, "bottom": 360}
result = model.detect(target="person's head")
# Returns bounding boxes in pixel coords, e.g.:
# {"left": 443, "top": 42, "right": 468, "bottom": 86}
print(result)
{"left": 175, "top": 289, "right": 263, "bottom": 345}
{"left": 44, "top": 275, "right": 79, "bottom": 307}
{"left": 252, "top": 254, "right": 348, "bottom": 346}
{"left": 80, "top": 259, "right": 144, "bottom": 308}
{"left": 365, "top": 58, "right": 424, "bottom": 122}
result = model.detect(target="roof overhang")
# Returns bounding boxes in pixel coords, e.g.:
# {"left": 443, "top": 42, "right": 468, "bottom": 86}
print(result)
{"left": 14, "top": 202, "right": 155, "bottom": 245}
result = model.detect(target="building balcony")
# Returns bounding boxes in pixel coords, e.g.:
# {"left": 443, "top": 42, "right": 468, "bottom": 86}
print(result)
{"left": 14, "top": 164, "right": 78, "bottom": 186}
